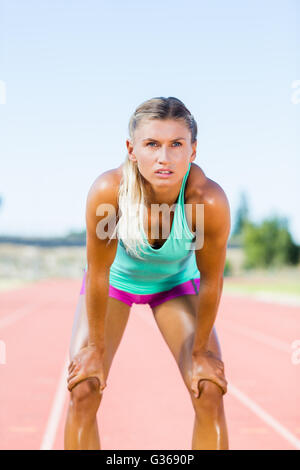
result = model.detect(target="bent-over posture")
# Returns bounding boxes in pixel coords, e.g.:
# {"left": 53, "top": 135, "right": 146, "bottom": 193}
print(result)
{"left": 64, "top": 96, "right": 231, "bottom": 450}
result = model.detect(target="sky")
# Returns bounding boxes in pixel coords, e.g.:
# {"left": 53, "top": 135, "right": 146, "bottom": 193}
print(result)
{"left": 0, "top": 0, "right": 299, "bottom": 242}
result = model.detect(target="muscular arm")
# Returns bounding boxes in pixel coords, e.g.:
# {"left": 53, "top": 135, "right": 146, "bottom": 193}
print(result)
{"left": 85, "top": 172, "right": 119, "bottom": 351}
{"left": 192, "top": 181, "right": 231, "bottom": 354}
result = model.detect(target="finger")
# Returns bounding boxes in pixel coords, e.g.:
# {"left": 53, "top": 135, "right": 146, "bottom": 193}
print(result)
{"left": 221, "top": 378, "right": 228, "bottom": 395}
{"left": 98, "top": 377, "right": 107, "bottom": 395}
{"left": 190, "top": 376, "right": 201, "bottom": 398}
{"left": 200, "top": 378, "right": 225, "bottom": 395}
{"left": 216, "top": 368, "right": 225, "bottom": 377}
{"left": 67, "top": 373, "right": 88, "bottom": 391}
{"left": 67, "top": 369, "right": 80, "bottom": 383}
{"left": 213, "top": 377, "right": 227, "bottom": 395}
{"left": 191, "top": 385, "right": 199, "bottom": 398}
{"left": 67, "top": 377, "right": 81, "bottom": 392}
{"left": 68, "top": 363, "right": 76, "bottom": 374}
{"left": 200, "top": 374, "right": 227, "bottom": 395}
{"left": 99, "top": 380, "right": 106, "bottom": 391}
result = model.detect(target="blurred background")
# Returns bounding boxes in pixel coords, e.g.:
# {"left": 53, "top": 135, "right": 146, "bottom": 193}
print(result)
{"left": 0, "top": 0, "right": 299, "bottom": 451}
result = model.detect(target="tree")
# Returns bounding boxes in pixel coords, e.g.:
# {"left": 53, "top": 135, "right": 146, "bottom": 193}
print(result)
{"left": 242, "top": 215, "right": 300, "bottom": 269}
{"left": 232, "top": 191, "right": 250, "bottom": 237}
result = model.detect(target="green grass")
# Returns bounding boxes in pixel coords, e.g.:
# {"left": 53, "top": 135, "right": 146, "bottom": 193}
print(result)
{"left": 223, "top": 281, "right": 300, "bottom": 297}
{"left": 0, "top": 279, "right": 35, "bottom": 292}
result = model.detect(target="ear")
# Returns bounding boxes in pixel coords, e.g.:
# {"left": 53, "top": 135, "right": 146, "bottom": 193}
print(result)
{"left": 190, "top": 140, "right": 197, "bottom": 161}
{"left": 126, "top": 139, "right": 137, "bottom": 162}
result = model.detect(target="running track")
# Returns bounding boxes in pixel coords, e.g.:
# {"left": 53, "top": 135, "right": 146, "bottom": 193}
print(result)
{"left": 0, "top": 278, "right": 299, "bottom": 450}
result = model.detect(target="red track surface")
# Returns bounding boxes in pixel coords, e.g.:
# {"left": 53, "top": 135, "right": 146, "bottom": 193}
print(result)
{"left": 0, "top": 278, "right": 299, "bottom": 450}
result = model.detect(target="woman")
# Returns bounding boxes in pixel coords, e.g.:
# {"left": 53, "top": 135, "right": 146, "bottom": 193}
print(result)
{"left": 64, "top": 97, "right": 231, "bottom": 450}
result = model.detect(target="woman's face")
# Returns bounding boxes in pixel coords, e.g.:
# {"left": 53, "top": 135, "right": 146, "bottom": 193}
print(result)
{"left": 126, "top": 119, "right": 197, "bottom": 187}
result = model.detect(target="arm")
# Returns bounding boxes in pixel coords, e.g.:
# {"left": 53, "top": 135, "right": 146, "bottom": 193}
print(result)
{"left": 85, "top": 172, "right": 119, "bottom": 352}
{"left": 192, "top": 181, "right": 231, "bottom": 354}
{"left": 67, "top": 171, "right": 119, "bottom": 392}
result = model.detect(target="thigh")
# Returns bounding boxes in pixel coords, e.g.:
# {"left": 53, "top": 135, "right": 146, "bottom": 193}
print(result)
{"left": 69, "top": 292, "right": 131, "bottom": 378}
{"left": 151, "top": 294, "right": 222, "bottom": 386}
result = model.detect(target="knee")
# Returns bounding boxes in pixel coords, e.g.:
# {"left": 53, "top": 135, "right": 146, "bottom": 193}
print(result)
{"left": 70, "top": 377, "right": 101, "bottom": 415}
{"left": 193, "top": 380, "right": 224, "bottom": 416}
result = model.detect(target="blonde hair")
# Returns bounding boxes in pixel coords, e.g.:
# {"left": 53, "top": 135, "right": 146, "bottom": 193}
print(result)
{"left": 110, "top": 96, "right": 198, "bottom": 259}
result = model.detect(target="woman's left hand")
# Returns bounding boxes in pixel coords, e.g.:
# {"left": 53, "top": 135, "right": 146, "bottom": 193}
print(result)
{"left": 190, "top": 349, "right": 227, "bottom": 398}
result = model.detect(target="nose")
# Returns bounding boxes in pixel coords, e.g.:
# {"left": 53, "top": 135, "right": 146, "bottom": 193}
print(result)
{"left": 157, "top": 146, "right": 171, "bottom": 164}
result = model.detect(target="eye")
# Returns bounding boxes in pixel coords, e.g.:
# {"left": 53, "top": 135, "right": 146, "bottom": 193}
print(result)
{"left": 146, "top": 142, "right": 157, "bottom": 147}
{"left": 146, "top": 141, "right": 182, "bottom": 147}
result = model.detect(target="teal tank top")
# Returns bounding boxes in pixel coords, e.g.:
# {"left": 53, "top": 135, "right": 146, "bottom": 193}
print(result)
{"left": 108, "top": 163, "right": 200, "bottom": 294}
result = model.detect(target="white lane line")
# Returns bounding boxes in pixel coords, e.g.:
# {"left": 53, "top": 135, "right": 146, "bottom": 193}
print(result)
{"left": 40, "top": 305, "right": 156, "bottom": 450}
{"left": 0, "top": 305, "right": 36, "bottom": 328}
{"left": 220, "top": 319, "right": 291, "bottom": 353}
{"left": 136, "top": 303, "right": 300, "bottom": 448}
{"left": 40, "top": 351, "right": 69, "bottom": 450}
{"left": 228, "top": 382, "right": 300, "bottom": 449}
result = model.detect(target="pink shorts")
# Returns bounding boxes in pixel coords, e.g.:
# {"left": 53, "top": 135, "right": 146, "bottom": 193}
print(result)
{"left": 79, "top": 270, "right": 200, "bottom": 308}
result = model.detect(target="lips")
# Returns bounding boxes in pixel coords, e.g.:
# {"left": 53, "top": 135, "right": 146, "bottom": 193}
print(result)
{"left": 155, "top": 169, "right": 173, "bottom": 173}
{"left": 155, "top": 170, "right": 174, "bottom": 178}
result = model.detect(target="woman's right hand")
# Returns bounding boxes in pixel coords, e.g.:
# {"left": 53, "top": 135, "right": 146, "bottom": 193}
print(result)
{"left": 67, "top": 345, "right": 106, "bottom": 394}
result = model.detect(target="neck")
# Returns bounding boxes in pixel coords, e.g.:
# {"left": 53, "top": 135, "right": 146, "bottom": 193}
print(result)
{"left": 143, "top": 178, "right": 182, "bottom": 208}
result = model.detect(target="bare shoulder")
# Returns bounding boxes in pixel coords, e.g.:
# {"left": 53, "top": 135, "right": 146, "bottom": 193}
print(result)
{"left": 86, "top": 165, "right": 123, "bottom": 212}
{"left": 85, "top": 165, "right": 123, "bottom": 271}
{"left": 186, "top": 162, "right": 228, "bottom": 204}
{"left": 186, "top": 162, "right": 231, "bottom": 237}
